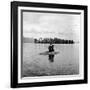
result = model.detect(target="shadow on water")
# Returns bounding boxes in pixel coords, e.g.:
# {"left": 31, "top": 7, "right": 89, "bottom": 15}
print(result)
{"left": 48, "top": 54, "right": 55, "bottom": 63}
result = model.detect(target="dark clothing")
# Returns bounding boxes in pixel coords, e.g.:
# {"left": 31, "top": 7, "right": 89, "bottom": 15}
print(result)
{"left": 48, "top": 45, "right": 54, "bottom": 52}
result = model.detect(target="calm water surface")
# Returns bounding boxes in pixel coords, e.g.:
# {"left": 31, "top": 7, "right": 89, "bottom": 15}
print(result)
{"left": 22, "top": 43, "right": 79, "bottom": 77}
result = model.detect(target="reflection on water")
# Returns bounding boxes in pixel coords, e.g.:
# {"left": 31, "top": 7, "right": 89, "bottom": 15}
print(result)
{"left": 22, "top": 43, "right": 79, "bottom": 77}
{"left": 48, "top": 55, "right": 54, "bottom": 62}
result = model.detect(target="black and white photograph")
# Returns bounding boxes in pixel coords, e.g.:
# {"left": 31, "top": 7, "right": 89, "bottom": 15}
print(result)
{"left": 11, "top": 1, "right": 87, "bottom": 88}
{"left": 22, "top": 11, "right": 80, "bottom": 77}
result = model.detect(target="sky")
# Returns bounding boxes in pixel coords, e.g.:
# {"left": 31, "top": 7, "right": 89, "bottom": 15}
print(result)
{"left": 23, "top": 11, "right": 81, "bottom": 41}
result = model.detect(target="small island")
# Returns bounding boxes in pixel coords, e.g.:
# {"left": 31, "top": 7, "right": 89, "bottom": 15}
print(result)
{"left": 34, "top": 37, "right": 75, "bottom": 44}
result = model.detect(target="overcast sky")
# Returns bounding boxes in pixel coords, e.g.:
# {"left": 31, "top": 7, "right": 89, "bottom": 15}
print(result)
{"left": 23, "top": 11, "right": 80, "bottom": 41}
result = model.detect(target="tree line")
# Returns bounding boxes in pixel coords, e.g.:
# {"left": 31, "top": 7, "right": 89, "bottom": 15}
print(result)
{"left": 34, "top": 38, "right": 74, "bottom": 44}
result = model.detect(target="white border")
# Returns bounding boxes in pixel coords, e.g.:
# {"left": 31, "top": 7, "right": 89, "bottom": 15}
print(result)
{"left": 18, "top": 6, "right": 84, "bottom": 83}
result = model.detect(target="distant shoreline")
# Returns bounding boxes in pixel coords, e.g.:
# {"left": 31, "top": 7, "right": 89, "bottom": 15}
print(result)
{"left": 23, "top": 42, "right": 79, "bottom": 44}
{"left": 23, "top": 37, "right": 77, "bottom": 44}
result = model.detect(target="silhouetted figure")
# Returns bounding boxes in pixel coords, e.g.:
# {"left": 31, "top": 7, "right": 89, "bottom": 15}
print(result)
{"left": 48, "top": 55, "right": 54, "bottom": 62}
{"left": 48, "top": 43, "right": 54, "bottom": 52}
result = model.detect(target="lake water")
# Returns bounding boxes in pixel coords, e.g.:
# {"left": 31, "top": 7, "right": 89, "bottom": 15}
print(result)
{"left": 22, "top": 43, "right": 79, "bottom": 77}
